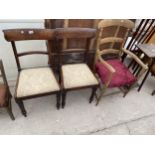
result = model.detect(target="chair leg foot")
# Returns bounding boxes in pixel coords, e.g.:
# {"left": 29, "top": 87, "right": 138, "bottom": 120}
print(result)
{"left": 7, "top": 107, "right": 15, "bottom": 120}
{"left": 7, "top": 98, "right": 15, "bottom": 120}
{"left": 152, "top": 90, "right": 155, "bottom": 96}
{"left": 16, "top": 100, "right": 27, "bottom": 117}
{"left": 123, "top": 86, "right": 130, "bottom": 97}
{"left": 95, "top": 88, "right": 106, "bottom": 106}
{"left": 123, "top": 92, "right": 127, "bottom": 97}
{"left": 89, "top": 87, "right": 97, "bottom": 103}
{"left": 62, "top": 91, "right": 66, "bottom": 109}
{"left": 96, "top": 98, "right": 100, "bottom": 106}
{"left": 56, "top": 92, "right": 61, "bottom": 110}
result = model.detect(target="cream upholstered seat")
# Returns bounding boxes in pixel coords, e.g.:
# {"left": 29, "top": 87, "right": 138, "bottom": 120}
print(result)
{"left": 16, "top": 67, "right": 60, "bottom": 98}
{"left": 62, "top": 63, "right": 99, "bottom": 89}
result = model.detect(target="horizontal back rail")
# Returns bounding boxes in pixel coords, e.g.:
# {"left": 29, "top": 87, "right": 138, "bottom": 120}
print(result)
{"left": 56, "top": 28, "right": 96, "bottom": 39}
{"left": 17, "top": 51, "right": 48, "bottom": 57}
{"left": 100, "top": 37, "right": 123, "bottom": 45}
{"left": 98, "top": 19, "right": 134, "bottom": 29}
{"left": 3, "top": 29, "right": 55, "bottom": 41}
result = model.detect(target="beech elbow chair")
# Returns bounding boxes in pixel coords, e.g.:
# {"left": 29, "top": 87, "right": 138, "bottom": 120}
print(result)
{"left": 0, "top": 60, "right": 15, "bottom": 120}
{"left": 56, "top": 28, "right": 99, "bottom": 108}
{"left": 3, "top": 29, "right": 60, "bottom": 117}
{"left": 95, "top": 19, "right": 148, "bottom": 105}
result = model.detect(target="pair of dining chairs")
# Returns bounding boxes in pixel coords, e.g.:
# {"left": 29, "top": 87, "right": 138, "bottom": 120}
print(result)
{"left": 3, "top": 28, "right": 99, "bottom": 117}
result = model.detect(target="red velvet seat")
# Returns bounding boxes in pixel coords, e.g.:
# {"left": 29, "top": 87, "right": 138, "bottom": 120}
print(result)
{"left": 95, "top": 59, "right": 137, "bottom": 88}
{"left": 0, "top": 84, "right": 7, "bottom": 107}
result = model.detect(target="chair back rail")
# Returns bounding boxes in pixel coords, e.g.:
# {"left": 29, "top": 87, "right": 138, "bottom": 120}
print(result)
{"left": 98, "top": 19, "right": 134, "bottom": 29}
{"left": 129, "top": 20, "right": 150, "bottom": 51}
{"left": 45, "top": 19, "right": 101, "bottom": 69}
{"left": 56, "top": 28, "right": 96, "bottom": 65}
{"left": 137, "top": 20, "right": 155, "bottom": 44}
{"left": 126, "top": 19, "right": 145, "bottom": 50}
{"left": 122, "top": 19, "right": 155, "bottom": 72}
{"left": 17, "top": 51, "right": 48, "bottom": 57}
{"left": 97, "top": 19, "right": 135, "bottom": 59}
{"left": 124, "top": 19, "right": 155, "bottom": 58}
{"left": 3, "top": 29, "right": 55, "bottom": 41}
{"left": 56, "top": 28, "right": 96, "bottom": 39}
{"left": 3, "top": 29, "right": 55, "bottom": 71}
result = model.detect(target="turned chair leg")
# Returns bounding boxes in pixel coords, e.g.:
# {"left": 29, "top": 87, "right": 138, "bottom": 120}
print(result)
{"left": 62, "top": 91, "right": 67, "bottom": 109}
{"left": 15, "top": 99, "right": 27, "bottom": 117}
{"left": 56, "top": 92, "right": 61, "bottom": 110}
{"left": 89, "top": 87, "right": 98, "bottom": 103}
{"left": 7, "top": 99, "right": 15, "bottom": 120}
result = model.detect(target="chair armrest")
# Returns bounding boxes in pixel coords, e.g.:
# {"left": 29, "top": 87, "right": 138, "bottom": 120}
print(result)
{"left": 122, "top": 48, "right": 148, "bottom": 70}
{"left": 96, "top": 51, "right": 116, "bottom": 87}
{"left": 97, "top": 51, "right": 116, "bottom": 74}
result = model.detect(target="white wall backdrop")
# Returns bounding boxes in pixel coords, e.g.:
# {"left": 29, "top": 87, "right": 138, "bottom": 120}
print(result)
{"left": 0, "top": 20, "right": 47, "bottom": 83}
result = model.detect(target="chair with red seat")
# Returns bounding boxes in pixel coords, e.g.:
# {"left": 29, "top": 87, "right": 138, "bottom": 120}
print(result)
{"left": 95, "top": 19, "right": 148, "bottom": 105}
{"left": 0, "top": 60, "right": 15, "bottom": 120}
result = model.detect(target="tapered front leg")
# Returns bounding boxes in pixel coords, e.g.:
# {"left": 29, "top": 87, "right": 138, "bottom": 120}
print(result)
{"left": 7, "top": 99, "right": 15, "bottom": 120}
{"left": 89, "top": 86, "right": 98, "bottom": 103}
{"left": 7, "top": 107, "right": 15, "bottom": 120}
{"left": 56, "top": 92, "right": 61, "bottom": 110}
{"left": 15, "top": 99, "right": 27, "bottom": 117}
{"left": 62, "top": 90, "right": 67, "bottom": 109}
{"left": 96, "top": 87, "right": 107, "bottom": 106}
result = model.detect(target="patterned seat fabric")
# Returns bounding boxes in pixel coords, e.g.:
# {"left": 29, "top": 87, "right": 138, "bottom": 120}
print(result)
{"left": 96, "top": 59, "right": 137, "bottom": 88}
{"left": 16, "top": 67, "right": 60, "bottom": 98}
{"left": 0, "top": 84, "right": 7, "bottom": 107}
{"left": 62, "top": 63, "right": 99, "bottom": 89}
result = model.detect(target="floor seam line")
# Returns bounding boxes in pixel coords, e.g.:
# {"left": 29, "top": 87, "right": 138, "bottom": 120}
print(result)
{"left": 82, "top": 113, "right": 155, "bottom": 135}
{"left": 125, "top": 123, "right": 131, "bottom": 135}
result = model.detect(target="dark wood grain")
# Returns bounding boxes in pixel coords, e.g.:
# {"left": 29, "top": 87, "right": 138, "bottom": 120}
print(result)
{"left": 3, "top": 29, "right": 55, "bottom": 41}
{"left": 3, "top": 29, "right": 61, "bottom": 117}
{"left": 57, "top": 28, "right": 99, "bottom": 108}
{"left": 45, "top": 19, "right": 101, "bottom": 70}
{"left": 56, "top": 28, "right": 96, "bottom": 39}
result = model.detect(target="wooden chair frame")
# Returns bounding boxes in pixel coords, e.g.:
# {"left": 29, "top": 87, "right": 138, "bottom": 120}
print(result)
{"left": 56, "top": 28, "right": 99, "bottom": 108}
{"left": 95, "top": 20, "right": 148, "bottom": 105}
{"left": 123, "top": 19, "right": 155, "bottom": 61}
{"left": 3, "top": 29, "right": 61, "bottom": 117}
{"left": 45, "top": 19, "right": 101, "bottom": 70}
{"left": 0, "top": 60, "right": 15, "bottom": 120}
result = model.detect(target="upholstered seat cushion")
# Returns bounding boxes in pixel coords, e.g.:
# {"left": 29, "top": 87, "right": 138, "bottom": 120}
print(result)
{"left": 96, "top": 59, "right": 137, "bottom": 88}
{"left": 0, "top": 84, "right": 7, "bottom": 107}
{"left": 16, "top": 67, "right": 60, "bottom": 98}
{"left": 62, "top": 63, "right": 99, "bottom": 89}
